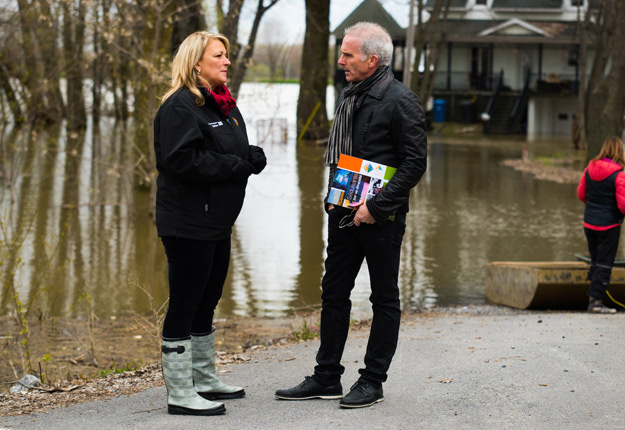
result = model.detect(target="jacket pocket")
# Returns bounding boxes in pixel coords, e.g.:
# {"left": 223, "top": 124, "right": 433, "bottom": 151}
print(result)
{"left": 205, "top": 182, "right": 246, "bottom": 229}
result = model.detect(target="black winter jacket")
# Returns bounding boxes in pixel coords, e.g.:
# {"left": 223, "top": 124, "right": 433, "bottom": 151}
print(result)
{"left": 154, "top": 86, "right": 263, "bottom": 240}
{"left": 328, "top": 75, "right": 428, "bottom": 223}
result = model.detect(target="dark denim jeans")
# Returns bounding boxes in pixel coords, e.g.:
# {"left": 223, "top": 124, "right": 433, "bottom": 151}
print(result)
{"left": 584, "top": 226, "right": 621, "bottom": 300}
{"left": 314, "top": 207, "right": 406, "bottom": 387}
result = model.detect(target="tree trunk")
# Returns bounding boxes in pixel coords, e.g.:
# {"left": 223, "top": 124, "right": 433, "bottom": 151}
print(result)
{"left": 63, "top": 0, "right": 87, "bottom": 131}
{"left": 584, "top": 0, "right": 625, "bottom": 160}
{"left": 297, "top": 0, "right": 330, "bottom": 141}
{"left": 16, "top": 0, "right": 52, "bottom": 123}
{"left": 132, "top": 0, "right": 175, "bottom": 190}
{"left": 410, "top": 0, "right": 451, "bottom": 107}
{"left": 35, "top": 0, "right": 65, "bottom": 122}
{"left": 171, "top": 0, "right": 207, "bottom": 55}
{"left": 92, "top": 0, "right": 104, "bottom": 124}
{"left": 216, "top": 0, "right": 245, "bottom": 88}
{"left": 573, "top": 0, "right": 591, "bottom": 150}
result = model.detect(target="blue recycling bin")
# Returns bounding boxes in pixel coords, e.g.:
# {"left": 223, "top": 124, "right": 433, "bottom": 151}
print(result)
{"left": 433, "top": 99, "right": 446, "bottom": 122}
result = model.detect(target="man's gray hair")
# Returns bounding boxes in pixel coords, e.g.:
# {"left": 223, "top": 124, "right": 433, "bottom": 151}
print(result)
{"left": 344, "top": 22, "right": 393, "bottom": 67}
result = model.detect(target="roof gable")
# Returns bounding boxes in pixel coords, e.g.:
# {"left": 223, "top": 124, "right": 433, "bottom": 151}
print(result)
{"left": 479, "top": 18, "right": 550, "bottom": 37}
{"left": 333, "top": 0, "right": 405, "bottom": 40}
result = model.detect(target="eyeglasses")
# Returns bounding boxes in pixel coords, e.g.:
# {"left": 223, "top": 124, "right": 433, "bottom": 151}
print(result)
{"left": 339, "top": 210, "right": 356, "bottom": 228}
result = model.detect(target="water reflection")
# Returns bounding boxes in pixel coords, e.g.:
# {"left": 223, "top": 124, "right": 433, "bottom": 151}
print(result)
{"left": 0, "top": 83, "right": 599, "bottom": 321}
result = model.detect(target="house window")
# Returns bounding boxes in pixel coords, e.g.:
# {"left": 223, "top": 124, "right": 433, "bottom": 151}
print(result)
{"left": 475, "top": 0, "right": 487, "bottom": 4}
{"left": 571, "top": 0, "right": 584, "bottom": 5}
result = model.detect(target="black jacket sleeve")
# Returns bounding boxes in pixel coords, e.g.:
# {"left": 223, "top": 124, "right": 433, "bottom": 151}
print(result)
{"left": 157, "top": 104, "right": 253, "bottom": 183}
{"left": 366, "top": 92, "right": 427, "bottom": 223}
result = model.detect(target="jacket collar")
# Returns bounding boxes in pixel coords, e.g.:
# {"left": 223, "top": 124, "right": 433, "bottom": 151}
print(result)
{"left": 355, "top": 69, "right": 394, "bottom": 109}
{"left": 367, "top": 69, "right": 394, "bottom": 100}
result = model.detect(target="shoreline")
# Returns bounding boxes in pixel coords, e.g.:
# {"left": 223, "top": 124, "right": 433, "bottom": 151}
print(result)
{"left": 0, "top": 304, "right": 527, "bottom": 417}
{"left": 4, "top": 309, "right": 624, "bottom": 429}
{"left": 500, "top": 158, "right": 582, "bottom": 184}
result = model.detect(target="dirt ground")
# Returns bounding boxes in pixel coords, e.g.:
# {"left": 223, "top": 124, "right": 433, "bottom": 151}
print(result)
{"left": 0, "top": 311, "right": 367, "bottom": 417}
{"left": 0, "top": 306, "right": 517, "bottom": 418}
{"left": 0, "top": 313, "right": 313, "bottom": 384}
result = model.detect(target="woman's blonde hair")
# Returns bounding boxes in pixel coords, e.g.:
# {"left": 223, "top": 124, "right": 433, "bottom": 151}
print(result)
{"left": 593, "top": 136, "right": 625, "bottom": 168}
{"left": 160, "top": 31, "right": 230, "bottom": 106}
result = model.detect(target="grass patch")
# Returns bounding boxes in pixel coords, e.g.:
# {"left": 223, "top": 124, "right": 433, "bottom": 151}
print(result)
{"left": 290, "top": 320, "right": 320, "bottom": 341}
{"left": 98, "top": 359, "right": 143, "bottom": 376}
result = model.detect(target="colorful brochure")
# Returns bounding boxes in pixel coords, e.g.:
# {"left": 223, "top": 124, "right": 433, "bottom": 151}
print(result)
{"left": 327, "top": 154, "right": 397, "bottom": 208}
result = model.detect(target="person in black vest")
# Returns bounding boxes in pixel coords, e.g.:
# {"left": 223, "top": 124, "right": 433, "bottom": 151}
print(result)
{"left": 275, "top": 22, "right": 427, "bottom": 408}
{"left": 577, "top": 136, "right": 625, "bottom": 314}
{"left": 154, "top": 31, "right": 266, "bottom": 415}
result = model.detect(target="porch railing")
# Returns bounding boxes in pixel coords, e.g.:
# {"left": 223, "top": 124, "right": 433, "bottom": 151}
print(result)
{"left": 432, "top": 71, "right": 586, "bottom": 94}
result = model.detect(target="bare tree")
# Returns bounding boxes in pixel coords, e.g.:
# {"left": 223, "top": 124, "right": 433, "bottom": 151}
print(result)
{"left": 131, "top": 0, "right": 177, "bottom": 190}
{"left": 0, "top": 8, "right": 25, "bottom": 124}
{"left": 297, "top": 0, "right": 329, "bottom": 141}
{"left": 62, "top": 0, "right": 87, "bottom": 131}
{"left": 15, "top": 0, "right": 65, "bottom": 124}
{"left": 216, "top": 0, "right": 245, "bottom": 64}
{"left": 257, "top": 19, "right": 291, "bottom": 82}
{"left": 410, "top": 0, "right": 452, "bottom": 107}
{"left": 216, "top": 0, "right": 280, "bottom": 98}
{"left": 582, "top": 0, "right": 625, "bottom": 160}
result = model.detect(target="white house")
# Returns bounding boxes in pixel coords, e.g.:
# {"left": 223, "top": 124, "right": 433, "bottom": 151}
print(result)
{"left": 425, "top": 0, "right": 591, "bottom": 136}
{"left": 333, "top": 0, "right": 592, "bottom": 136}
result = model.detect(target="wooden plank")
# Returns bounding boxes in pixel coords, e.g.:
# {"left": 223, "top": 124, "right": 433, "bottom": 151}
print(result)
{"left": 574, "top": 253, "right": 625, "bottom": 267}
{"left": 485, "top": 261, "right": 625, "bottom": 310}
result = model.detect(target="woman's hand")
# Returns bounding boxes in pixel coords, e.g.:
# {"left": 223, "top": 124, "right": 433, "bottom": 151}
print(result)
{"left": 248, "top": 145, "right": 267, "bottom": 174}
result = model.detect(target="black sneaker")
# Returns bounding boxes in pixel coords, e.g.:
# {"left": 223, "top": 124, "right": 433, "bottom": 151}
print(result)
{"left": 339, "top": 380, "right": 384, "bottom": 409}
{"left": 275, "top": 376, "right": 343, "bottom": 400}
{"left": 588, "top": 297, "right": 617, "bottom": 314}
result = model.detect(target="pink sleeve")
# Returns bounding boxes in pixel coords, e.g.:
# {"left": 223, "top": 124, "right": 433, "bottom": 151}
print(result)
{"left": 615, "top": 171, "right": 625, "bottom": 214}
{"left": 577, "top": 167, "right": 587, "bottom": 203}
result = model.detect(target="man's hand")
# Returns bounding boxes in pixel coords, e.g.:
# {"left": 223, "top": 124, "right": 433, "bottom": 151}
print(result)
{"left": 354, "top": 203, "right": 375, "bottom": 226}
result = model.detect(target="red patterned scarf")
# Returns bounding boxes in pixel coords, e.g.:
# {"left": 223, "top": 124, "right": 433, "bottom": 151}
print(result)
{"left": 210, "top": 84, "right": 236, "bottom": 116}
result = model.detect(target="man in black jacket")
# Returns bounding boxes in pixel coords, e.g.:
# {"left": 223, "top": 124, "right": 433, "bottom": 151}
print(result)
{"left": 276, "top": 22, "right": 427, "bottom": 408}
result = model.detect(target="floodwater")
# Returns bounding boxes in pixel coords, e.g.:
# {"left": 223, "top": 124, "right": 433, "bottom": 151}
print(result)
{"left": 0, "top": 83, "right": 600, "bottom": 321}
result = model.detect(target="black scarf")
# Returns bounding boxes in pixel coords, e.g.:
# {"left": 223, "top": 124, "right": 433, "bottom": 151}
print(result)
{"left": 325, "top": 65, "right": 393, "bottom": 166}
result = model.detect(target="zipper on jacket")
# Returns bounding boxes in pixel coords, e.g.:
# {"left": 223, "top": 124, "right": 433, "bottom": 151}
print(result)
{"left": 204, "top": 187, "right": 212, "bottom": 217}
{"left": 363, "top": 111, "right": 374, "bottom": 134}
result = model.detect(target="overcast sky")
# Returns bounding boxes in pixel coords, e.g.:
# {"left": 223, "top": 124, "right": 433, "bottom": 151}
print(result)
{"left": 239, "top": 0, "right": 411, "bottom": 44}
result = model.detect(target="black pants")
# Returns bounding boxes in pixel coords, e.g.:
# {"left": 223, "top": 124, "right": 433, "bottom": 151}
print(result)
{"left": 584, "top": 226, "right": 621, "bottom": 300}
{"left": 160, "top": 236, "right": 231, "bottom": 339}
{"left": 314, "top": 207, "right": 406, "bottom": 387}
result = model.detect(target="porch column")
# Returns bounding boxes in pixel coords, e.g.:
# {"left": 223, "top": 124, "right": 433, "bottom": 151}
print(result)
{"left": 447, "top": 42, "right": 452, "bottom": 90}
{"left": 538, "top": 43, "right": 543, "bottom": 81}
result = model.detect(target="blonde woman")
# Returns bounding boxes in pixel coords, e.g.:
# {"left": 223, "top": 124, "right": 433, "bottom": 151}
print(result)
{"left": 154, "top": 31, "right": 266, "bottom": 415}
{"left": 577, "top": 136, "right": 625, "bottom": 314}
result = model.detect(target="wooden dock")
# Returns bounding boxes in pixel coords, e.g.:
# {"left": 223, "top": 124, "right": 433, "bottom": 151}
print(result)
{"left": 485, "top": 261, "right": 625, "bottom": 310}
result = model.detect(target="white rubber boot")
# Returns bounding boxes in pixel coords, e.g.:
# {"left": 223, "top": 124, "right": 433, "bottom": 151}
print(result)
{"left": 192, "top": 329, "right": 245, "bottom": 400}
{"left": 162, "top": 338, "right": 226, "bottom": 415}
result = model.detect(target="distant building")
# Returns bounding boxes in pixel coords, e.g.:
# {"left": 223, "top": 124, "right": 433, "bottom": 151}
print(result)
{"left": 333, "top": 0, "right": 591, "bottom": 137}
